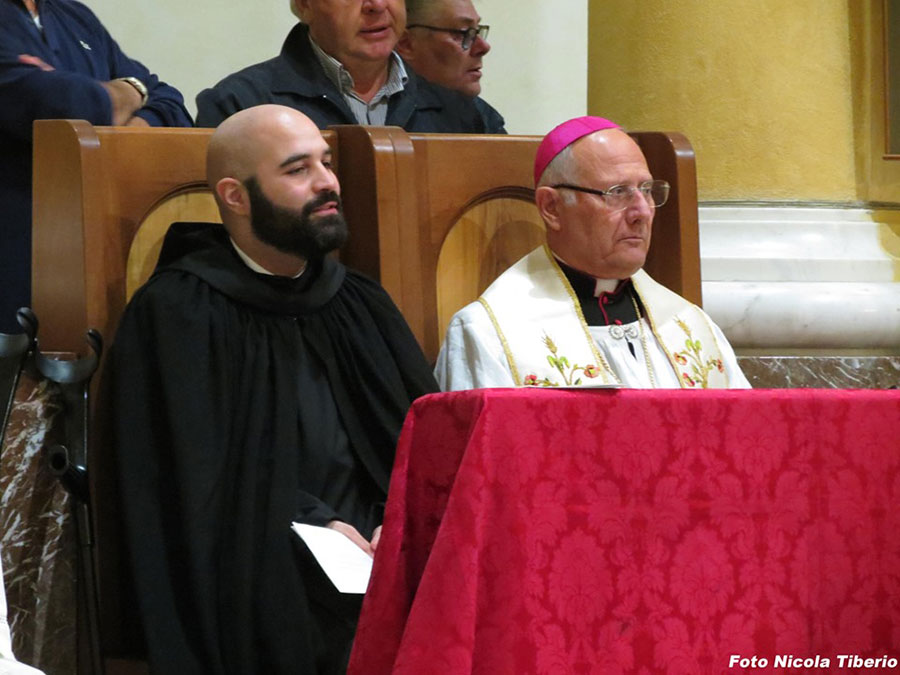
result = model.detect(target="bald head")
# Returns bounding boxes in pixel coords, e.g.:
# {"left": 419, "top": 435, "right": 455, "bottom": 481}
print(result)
{"left": 207, "top": 105, "right": 322, "bottom": 194}
{"left": 206, "top": 105, "right": 343, "bottom": 275}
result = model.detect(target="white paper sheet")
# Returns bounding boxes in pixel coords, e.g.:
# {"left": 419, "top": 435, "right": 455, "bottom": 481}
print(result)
{"left": 291, "top": 522, "right": 373, "bottom": 594}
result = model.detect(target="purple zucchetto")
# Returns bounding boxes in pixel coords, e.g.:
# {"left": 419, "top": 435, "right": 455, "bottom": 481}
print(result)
{"left": 533, "top": 116, "right": 621, "bottom": 186}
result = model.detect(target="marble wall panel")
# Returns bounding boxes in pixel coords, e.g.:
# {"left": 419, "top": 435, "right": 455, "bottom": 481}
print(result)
{"left": 700, "top": 205, "right": 900, "bottom": 352}
{"left": 1, "top": 373, "right": 75, "bottom": 675}
{"left": 738, "top": 356, "right": 900, "bottom": 389}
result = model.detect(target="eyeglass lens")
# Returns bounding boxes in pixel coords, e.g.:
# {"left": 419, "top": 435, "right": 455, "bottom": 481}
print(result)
{"left": 608, "top": 181, "right": 669, "bottom": 208}
{"left": 462, "top": 25, "right": 489, "bottom": 50}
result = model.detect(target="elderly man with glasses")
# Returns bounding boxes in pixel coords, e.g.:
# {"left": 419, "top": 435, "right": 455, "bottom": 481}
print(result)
{"left": 397, "top": 0, "right": 505, "bottom": 132}
{"left": 196, "top": 0, "right": 490, "bottom": 133}
{"left": 435, "top": 116, "right": 750, "bottom": 390}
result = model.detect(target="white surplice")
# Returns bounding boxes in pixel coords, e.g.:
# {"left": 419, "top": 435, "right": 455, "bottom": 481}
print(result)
{"left": 436, "top": 246, "right": 750, "bottom": 391}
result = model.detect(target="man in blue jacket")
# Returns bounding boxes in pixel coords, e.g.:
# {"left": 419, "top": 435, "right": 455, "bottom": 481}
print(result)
{"left": 0, "top": 0, "right": 192, "bottom": 333}
{"left": 196, "top": 0, "right": 497, "bottom": 133}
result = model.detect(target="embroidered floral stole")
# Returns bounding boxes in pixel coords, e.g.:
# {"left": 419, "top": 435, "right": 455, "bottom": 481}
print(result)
{"left": 478, "top": 246, "right": 729, "bottom": 388}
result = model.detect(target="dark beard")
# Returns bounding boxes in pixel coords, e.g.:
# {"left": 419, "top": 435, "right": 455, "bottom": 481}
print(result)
{"left": 244, "top": 176, "right": 348, "bottom": 261}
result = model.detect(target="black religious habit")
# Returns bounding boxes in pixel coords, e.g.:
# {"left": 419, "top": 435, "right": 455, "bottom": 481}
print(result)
{"left": 107, "top": 222, "right": 437, "bottom": 674}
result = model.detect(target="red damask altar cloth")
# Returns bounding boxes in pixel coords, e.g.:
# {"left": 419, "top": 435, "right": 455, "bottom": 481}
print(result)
{"left": 348, "top": 388, "right": 900, "bottom": 674}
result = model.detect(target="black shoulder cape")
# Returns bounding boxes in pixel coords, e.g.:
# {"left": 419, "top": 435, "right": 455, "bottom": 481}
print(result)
{"left": 107, "top": 222, "right": 437, "bottom": 674}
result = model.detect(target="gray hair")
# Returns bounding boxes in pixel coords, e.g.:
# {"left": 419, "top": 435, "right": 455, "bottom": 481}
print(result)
{"left": 538, "top": 144, "right": 578, "bottom": 204}
{"left": 537, "top": 127, "right": 630, "bottom": 203}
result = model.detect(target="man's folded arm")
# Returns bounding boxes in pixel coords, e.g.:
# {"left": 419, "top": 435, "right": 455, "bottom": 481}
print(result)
{"left": 0, "top": 55, "right": 115, "bottom": 139}
{"left": 101, "top": 34, "right": 192, "bottom": 127}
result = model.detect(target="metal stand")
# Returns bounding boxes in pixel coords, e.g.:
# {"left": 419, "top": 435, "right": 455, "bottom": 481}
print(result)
{"left": 33, "top": 321, "right": 104, "bottom": 675}
{"left": 0, "top": 309, "right": 38, "bottom": 454}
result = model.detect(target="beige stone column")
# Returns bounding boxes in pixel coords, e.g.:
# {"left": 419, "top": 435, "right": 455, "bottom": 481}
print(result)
{"left": 587, "top": 1, "right": 900, "bottom": 361}
{"left": 587, "top": 0, "right": 860, "bottom": 201}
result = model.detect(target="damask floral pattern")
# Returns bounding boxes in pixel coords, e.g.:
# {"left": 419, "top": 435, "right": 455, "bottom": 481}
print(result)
{"left": 349, "top": 388, "right": 900, "bottom": 675}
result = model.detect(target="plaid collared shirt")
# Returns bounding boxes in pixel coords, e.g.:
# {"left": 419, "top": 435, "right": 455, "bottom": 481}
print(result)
{"left": 308, "top": 33, "right": 407, "bottom": 125}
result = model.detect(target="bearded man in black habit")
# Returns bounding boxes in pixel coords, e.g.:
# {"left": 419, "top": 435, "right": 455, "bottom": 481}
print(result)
{"left": 108, "top": 104, "right": 436, "bottom": 674}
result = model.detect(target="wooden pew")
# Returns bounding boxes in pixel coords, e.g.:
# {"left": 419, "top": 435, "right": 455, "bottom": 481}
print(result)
{"left": 29, "top": 121, "right": 701, "bottom": 672}
{"left": 30, "top": 121, "right": 222, "bottom": 674}
{"left": 32, "top": 122, "right": 701, "bottom": 361}
{"left": 335, "top": 126, "right": 701, "bottom": 362}
{"left": 33, "top": 122, "right": 214, "bottom": 354}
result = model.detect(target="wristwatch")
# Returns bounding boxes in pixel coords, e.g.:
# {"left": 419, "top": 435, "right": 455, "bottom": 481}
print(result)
{"left": 117, "top": 76, "right": 148, "bottom": 107}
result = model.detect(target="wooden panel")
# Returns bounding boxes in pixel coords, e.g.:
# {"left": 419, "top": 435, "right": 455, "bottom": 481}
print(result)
{"left": 408, "top": 135, "right": 541, "bottom": 357}
{"left": 339, "top": 129, "right": 544, "bottom": 359}
{"left": 436, "top": 198, "right": 545, "bottom": 345}
{"left": 634, "top": 131, "right": 702, "bottom": 306}
{"left": 31, "top": 120, "right": 97, "bottom": 355}
{"left": 126, "top": 191, "right": 218, "bottom": 299}
{"left": 32, "top": 123, "right": 214, "bottom": 353}
{"left": 340, "top": 128, "right": 700, "bottom": 362}
{"left": 334, "top": 125, "right": 424, "bottom": 330}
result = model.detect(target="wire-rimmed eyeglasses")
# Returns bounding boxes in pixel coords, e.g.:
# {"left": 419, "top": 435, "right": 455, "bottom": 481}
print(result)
{"left": 406, "top": 24, "right": 490, "bottom": 51}
{"left": 551, "top": 180, "right": 670, "bottom": 211}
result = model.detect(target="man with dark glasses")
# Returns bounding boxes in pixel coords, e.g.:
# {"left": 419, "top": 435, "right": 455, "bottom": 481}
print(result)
{"left": 398, "top": 0, "right": 505, "bottom": 132}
